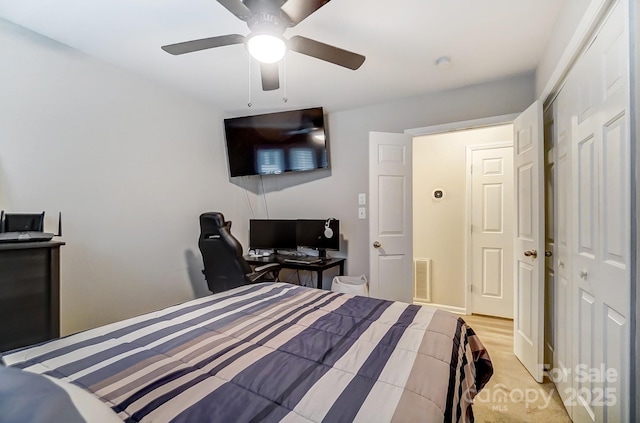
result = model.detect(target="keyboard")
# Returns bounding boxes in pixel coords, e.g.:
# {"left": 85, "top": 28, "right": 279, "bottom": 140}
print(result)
{"left": 0, "top": 231, "right": 55, "bottom": 243}
{"left": 283, "top": 257, "right": 323, "bottom": 265}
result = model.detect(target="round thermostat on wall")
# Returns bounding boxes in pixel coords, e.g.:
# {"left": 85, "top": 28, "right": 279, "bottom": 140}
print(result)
{"left": 432, "top": 188, "right": 446, "bottom": 201}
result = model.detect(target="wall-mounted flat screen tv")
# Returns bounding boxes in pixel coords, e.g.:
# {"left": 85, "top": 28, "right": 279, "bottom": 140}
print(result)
{"left": 224, "top": 107, "right": 329, "bottom": 177}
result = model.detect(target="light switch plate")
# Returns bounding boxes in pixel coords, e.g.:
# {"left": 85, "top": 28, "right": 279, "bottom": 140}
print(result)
{"left": 358, "top": 193, "right": 366, "bottom": 205}
{"left": 358, "top": 207, "right": 366, "bottom": 219}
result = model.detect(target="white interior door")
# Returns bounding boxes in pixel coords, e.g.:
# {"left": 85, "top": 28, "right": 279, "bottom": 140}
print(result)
{"left": 470, "top": 145, "right": 514, "bottom": 318}
{"left": 368, "top": 131, "right": 413, "bottom": 303}
{"left": 570, "top": 3, "right": 630, "bottom": 421}
{"left": 513, "top": 100, "right": 545, "bottom": 383}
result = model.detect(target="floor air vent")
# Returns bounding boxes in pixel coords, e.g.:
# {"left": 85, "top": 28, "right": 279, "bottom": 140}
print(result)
{"left": 414, "top": 258, "right": 432, "bottom": 302}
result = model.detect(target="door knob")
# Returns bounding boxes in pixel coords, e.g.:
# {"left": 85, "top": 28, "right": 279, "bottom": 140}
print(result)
{"left": 524, "top": 249, "right": 538, "bottom": 259}
{"left": 373, "top": 241, "right": 381, "bottom": 248}
{"left": 545, "top": 250, "right": 552, "bottom": 257}
{"left": 579, "top": 270, "right": 588, "bottom": 279}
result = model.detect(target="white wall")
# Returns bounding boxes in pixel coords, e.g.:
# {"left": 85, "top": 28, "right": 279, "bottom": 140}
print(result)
{"left": 0, "top": 19, "right": 242, "bottom": 335}
{"left": 412, "top": 125, "right": 513, "bottom": 309}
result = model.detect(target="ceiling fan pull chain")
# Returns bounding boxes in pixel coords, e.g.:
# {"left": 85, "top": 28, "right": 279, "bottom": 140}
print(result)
{"left": 247, "top": 55, "right": 253, "bottom": 107}
{"left": 282, "top": 57, "right": 288, "bottom": 103}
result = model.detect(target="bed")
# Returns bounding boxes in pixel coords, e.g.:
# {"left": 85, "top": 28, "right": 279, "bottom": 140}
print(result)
{"left": 1, "top": 282, "right": 492, "bottom": 422}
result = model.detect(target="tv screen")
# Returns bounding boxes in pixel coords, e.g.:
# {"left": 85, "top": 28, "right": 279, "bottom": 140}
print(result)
{"left": 224, "top": 107, "right": 329, "bottom": 177}
{"left": 249, "top": 219, "right": 297, "bottom": 250}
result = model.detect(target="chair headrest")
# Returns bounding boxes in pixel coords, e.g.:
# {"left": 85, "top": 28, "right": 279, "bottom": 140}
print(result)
{"left": 200, "top": 212, "right": 231, "bottom": 235}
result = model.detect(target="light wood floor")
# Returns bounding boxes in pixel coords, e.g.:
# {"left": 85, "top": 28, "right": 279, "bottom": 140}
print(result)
{"left": 463, "top": 314, "right": 571, "bottom": 422}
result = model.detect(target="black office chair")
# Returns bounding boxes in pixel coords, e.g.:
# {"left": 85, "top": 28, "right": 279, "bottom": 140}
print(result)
{"left": 198, "top": 212, "right": 280, "bottom": 294}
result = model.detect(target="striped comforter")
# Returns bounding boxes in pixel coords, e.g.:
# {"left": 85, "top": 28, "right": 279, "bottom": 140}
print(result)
{"left": 2, "top": 283, "right": 492, "bottom": 422}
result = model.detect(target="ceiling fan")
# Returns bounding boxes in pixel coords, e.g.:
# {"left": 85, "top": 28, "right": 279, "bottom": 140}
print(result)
{"left": 161, "top": 0, "right": 366, "bottom": 91}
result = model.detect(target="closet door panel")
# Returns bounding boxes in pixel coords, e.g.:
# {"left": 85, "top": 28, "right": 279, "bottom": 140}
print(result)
{"left": 569, "top": 2, "right": 630, "bottom": 422}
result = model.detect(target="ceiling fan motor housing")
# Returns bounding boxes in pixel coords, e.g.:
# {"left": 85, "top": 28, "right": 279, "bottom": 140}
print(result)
{"left": 248, "top": 12, "right": 285, "bottom": 36}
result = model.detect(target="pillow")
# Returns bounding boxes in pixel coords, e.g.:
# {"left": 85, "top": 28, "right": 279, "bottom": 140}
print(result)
{"left": 0, "top": 366, "right": 121, "bottom": 423}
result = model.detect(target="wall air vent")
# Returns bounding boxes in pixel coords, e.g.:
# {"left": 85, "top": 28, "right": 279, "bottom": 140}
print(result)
{"left": 414, "top": 258, "right": 432, "bottom": 302}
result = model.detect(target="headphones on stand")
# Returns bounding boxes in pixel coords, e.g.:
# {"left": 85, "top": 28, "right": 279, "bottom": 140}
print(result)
{"left": 324, "top": 218, "right": 335, "bottom": 238}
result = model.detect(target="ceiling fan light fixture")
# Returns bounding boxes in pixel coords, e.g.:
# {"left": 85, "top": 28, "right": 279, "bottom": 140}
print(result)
{"left": 246, "top": 33, "right": 287, "bottom": 64}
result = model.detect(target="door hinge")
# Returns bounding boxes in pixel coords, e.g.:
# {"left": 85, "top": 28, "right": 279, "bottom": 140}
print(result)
{"left": 470, "top": 284, "right": 473, "bottom": 292}
{"left": 470, "top": 165, "right": 473, "bottom": 174}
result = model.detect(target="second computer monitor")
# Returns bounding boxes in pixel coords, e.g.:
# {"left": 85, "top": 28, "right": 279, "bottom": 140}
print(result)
{"left": 296, "top": 219, "right": 340, "bottom": 257}
{"left": 249, "top": 219, "right": 297, "bottom": 251}
{"left": 2, "top": 212, "right": 45, "bottom": 232}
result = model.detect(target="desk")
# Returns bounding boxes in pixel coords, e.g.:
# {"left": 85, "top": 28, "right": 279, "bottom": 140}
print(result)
{"left": 0, "top": 241, "right": 64, "bottom": 352}
{"left": 245, "top": 255, "right": 345, "bottom": 290}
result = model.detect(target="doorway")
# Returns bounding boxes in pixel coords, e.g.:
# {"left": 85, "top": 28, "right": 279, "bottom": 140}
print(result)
{"left": 411, "top": 123, "right": 515, "bottom": 317}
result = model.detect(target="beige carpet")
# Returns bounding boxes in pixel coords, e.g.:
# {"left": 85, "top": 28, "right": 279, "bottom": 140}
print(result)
{"left": 463, "top": 314, "right": 571, "bottom": 423}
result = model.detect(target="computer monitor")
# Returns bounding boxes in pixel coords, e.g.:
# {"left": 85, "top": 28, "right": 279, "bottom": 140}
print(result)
{"left": 2, "top": 212, "right": 45, "bottom": 232}
{"left": 249, "top": 219, "right": 297, "bottom": 251}
{"left": 296, "top": 219, "right": 339, "bottom": 258}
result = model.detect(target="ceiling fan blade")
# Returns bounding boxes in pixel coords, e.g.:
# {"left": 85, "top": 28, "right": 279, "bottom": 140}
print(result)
{"left": 162, "top": 34, "right": 245, "bottom": 55}
{"left": 260, "top": 63, "right": 280, "bottom": 91}
{"left": 281, "top": 0, "right": 331, "bottom": 26}
{"left": 216, "top": 0, "right": 252, "bottom": 21}
{"left": 288, "top": 35, "right": 365, "bottom": 70}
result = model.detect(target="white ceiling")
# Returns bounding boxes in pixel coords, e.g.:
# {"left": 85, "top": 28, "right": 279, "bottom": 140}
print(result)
{"left": 0, "top": 0, "right": 564, "bottom": 115}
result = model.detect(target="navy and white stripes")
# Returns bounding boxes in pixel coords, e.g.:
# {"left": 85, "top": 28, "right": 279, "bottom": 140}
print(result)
{"left": 2, "top": 283, "right": 492, "bottom": 423}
